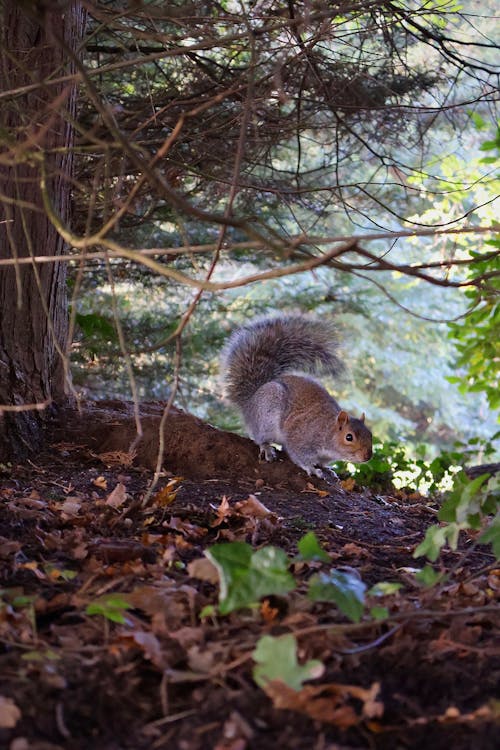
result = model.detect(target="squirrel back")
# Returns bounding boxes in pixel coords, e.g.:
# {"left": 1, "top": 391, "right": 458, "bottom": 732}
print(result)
{"left": 222, "top": 314, "right": 345, "bottom": 405}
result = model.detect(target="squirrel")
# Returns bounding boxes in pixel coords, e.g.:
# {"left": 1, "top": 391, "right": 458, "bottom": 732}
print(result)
{"left": 221, "top": 314, "right": 373, "bottom": 480}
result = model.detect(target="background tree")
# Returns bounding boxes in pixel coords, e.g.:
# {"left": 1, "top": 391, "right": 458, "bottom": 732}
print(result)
{"left": 0, "top": 1, "right": 86, "bottom": 459}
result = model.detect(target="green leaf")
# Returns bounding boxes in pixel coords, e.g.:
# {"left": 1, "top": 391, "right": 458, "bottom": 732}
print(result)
{"left": 414, "top": 565, "right": 444, "bottom": 587}
{"left": 75, "top": 312, "right": 117, "bottom": 340}
{"left": 199, "top": 604, "right": 216, "bottom": 620}
{"left": 413, "top": 522, "right": 464, "bottom": 561}
{"left": 413, "top": 524, "right": 447, "bottom": 561}
{"left": 296, "top": 531, "right": 330, "bottom": 562}
{"left": 438, "top": 471, "right": 491, "bottom": 524}
{"left": 478, "top": 514, "right": 500, "bottom": 559}
{"left": 370, "top": 606, "right": 389, "bottom": 620}
{"left": 308, "top": 569, "right": 366, "bottom": 623}
{"left": 252, "top": 634, "right": 324, "bottom": 690}
{"left": 368, "top": 581, "right": 402, "bottom": 597}
{"left": 205, "top": 542, "right": 295, "bottom": 615}
{"left": 85, "top": 594, "right": 132, "bottom": 624}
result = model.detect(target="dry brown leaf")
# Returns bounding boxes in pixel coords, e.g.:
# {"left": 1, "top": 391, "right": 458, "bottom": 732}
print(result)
{"left": 130, "top": 630, "right": 165, "bottom": 669}
{"left": 340, "top": 478, "right": 356, "bottom": 492}
{"left": 260, "top": 599, "right": 279, "bottom": 623}
{"left": 0, "top": 538, "right": 22, "bottom": 558}
{"left": 187, "top": 644, "right": 216, "bottom": 673}
{"left": 342, "top": 542, "right": 369, "bottom": 558}
{"left": 487, "top": 569, "right": 500, "bottom": 591}
{"left": 105, "top": 482, "right": 127, "bottom": 508}
{"left": 187, "top": 557, "right": 219, "bottom": 584}
{"left": 152, "top": 478, "right": 182, "bottom": 507}
{"left": 304, "top": 482, "right": 330, "bottom": 497}
{"left": 234, "top": 494, "right": 275, "bottom": 519}
{"left": 0, "top": 694, "right": 21, "bottom": 728}
{"left": 59, "top": 497, "right": 81, "bottom": 518}
{"left": 166, "top": 517, "right": 207, "bottom": 540}
{"left": 263, "top": 680, "right": 383, "bottom": 729}
{"left": 211, "top": 495, "right": 232, "bottom": 527}
{"left": 214, "top": 710, "right": 254, "bottom": 750}
{"left": 98, "top": 450, "right": 136, "bottom": 467}
{"left": 93, "top": 475, "right": 108, "bottom": 489}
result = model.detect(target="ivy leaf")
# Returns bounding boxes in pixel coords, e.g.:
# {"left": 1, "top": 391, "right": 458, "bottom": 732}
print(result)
{"left": 368, "top": 581, "right": 402, "bottom": 597}
{"left": 308, "top": 569, "right": 366, "bottom": 623}
{"left": 478, "top": 513, "right": 500, "bottom": 559}
{"left": 413, "top": 522, "right": 465, "bottom": 561}
{"left": 370, "top": 606, "right": 389, "bottom": 620}
{"left": 205, "top": 542, "right": 295, "bottom": 615}
{"left": 253, "top": 634, "right": 324, "bottom": 690}
{"left": 85, "top": 594, "right": 132, "bottom": 624}
{"left": 414, "top": 565, "right": 444, "bottom": 588}
{"left": 438, "top": 471, "right": 491, "bottom": 525}
{"left": 296, "top": 531, "right": 330, "bottom": 562}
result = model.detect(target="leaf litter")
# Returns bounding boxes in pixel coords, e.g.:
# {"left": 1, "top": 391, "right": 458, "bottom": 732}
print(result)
{"left": 0, "top": 444, "right": 498, "bottom": 750}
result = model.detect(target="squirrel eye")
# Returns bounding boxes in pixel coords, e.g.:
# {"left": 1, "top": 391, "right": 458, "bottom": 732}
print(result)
{"left": 345, "top": 433, "right": 353, "bottom": 442}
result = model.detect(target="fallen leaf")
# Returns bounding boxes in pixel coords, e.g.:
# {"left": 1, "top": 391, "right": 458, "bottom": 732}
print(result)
{"left": 211, "top": 496, "right": 232, "bottom": 527}
{"left": 234, "top": 495, "right": 275, "bottom": 519}
{"left": 152, "top": 478, "right": 182, "bottom": 507}
{"left": 187, "top": 644, "right": 216, "bottom": 673}
{"left": 105, "top": 482, "right": 127, "bottom": 508}
{"left": 342, "top": 542, "right": 369, "bottom": 558}
{"left": 304, "top": 483, "right": 330, "bottom": 497}
{"left": 260, "top": 599, "right": 279, "bottom": 623}
{"left": 187, "top": 557, "right": 219, "bottom": 584}
{"left": 262, "top": 680, "right": 383, "bottom": 728}
{"left": 98, "top": 450, "right": 136, "bottom": 467}
{"left": 59, "top": 497, "right": 81, "bottom": 518}
{"left": 93, "top": 476, "right": 108, "bottom": 490}
{"left": 341, "top": 478, "right": 357, "bottom": 492}
{"left": 127, "top": 630, "right": 165, "bottom": 669}
{"left": 166, "top": 517, "right": 207, "bottom": 540}
{"left": 0, "top": 694, "right": 21, "bottom": 728}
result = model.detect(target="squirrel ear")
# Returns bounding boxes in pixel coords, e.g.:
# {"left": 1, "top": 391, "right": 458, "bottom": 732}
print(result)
{"left": 337, "top": 410, "right": 349, "bottom": 428}
{"left": 360, "top": 412, "right": 365, "bottom": 423}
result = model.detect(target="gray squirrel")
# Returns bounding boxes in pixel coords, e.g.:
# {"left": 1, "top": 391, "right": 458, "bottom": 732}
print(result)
{"left": 221, "top": 314, "right": 373, "bottom": 479}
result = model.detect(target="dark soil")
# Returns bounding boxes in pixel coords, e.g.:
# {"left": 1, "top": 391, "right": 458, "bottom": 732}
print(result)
{"left": 0, "top": 402, "right": 498, "bottom": 750}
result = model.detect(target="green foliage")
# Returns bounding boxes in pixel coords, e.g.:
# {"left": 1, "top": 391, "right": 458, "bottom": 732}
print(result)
{"left": 444, "top": 126, "right": 500, "bottom": 414}
{"left": 252, "top": 634, "right": 324, "bottom": 690}
{"left": 295, "top": 531, "right": 330, "bottom": 563}
{"left": 85, "top": 594, "right": 132, "bottom": 624}
{"left": 479, "top": 513, "right": 500, "bottom": 558}
{"left": 205, "top": 541, "right": 295, "bottom": 615}
{"left": 368, "top": 582, "right": 402, "bottom": 597}
{"left": 339, "top": 435, "right": 498, "bottom": 492}
{"left": 414, "top": 565, "right": 445, "bottom": 587}
{"left": 74, "top": 311, "right": 118, "bottom": 355}
{"left": 447, "top": 237, "right": 500, "bottom": 414}
{"left": 414, "top": 471, "right": 500, "bottom": 563}
{"left": 308, "top": 570, "right": 367, "bottom": 623}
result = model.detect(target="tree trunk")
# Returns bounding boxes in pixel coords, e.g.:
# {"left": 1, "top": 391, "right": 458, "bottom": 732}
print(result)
{"left": 0, "top": 2, "right": 85, "bottom": 459}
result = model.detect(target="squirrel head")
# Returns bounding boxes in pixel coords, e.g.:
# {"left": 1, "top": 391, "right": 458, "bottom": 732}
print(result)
{"left": 334, "top": 410, "right": 373, "bottom": 462}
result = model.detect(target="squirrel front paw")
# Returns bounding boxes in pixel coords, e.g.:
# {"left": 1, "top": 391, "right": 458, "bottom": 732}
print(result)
{"left": 311, "top": 466, "right": 339, "bottom": 484}
{"left": 259, "top": 443, "right": 277, "bottom": 462}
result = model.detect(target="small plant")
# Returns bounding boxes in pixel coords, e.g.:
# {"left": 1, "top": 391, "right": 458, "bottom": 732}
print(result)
{"left": 253, "top": 634, "right": 324, "bottom": 690}
{"left": 205, "top": 541, "right": 295, "bottom": 615}
{"left": 85, "top": 594, "right": 132, "bottom": 624}
{"left": 414, "top": 470, "right": 500, "bottom": 563}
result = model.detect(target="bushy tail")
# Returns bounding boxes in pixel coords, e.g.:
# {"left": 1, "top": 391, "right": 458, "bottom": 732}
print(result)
{"left": 222, "top": 314, "right": 345, "bottom": 404}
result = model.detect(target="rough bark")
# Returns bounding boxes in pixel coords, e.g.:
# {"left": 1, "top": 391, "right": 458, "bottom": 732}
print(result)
{"left": 0, "top": 2, "right": 85, "bottom": 459}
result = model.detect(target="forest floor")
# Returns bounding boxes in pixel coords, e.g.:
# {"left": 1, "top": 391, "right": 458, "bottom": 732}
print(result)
{"left": 0, "top": 406, "right": 499, "bottom": 750}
